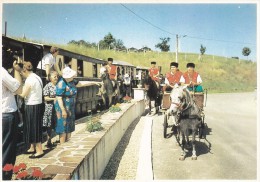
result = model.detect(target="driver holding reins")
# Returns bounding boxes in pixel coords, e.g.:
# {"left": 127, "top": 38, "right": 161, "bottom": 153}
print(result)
{"left": 164, "top": 62, "right": 185, "bottom": 92}
{"left": 183, "top": 62, "right": 203, "bottom": 92}
{"left": 149, "top": 61, "right": 160, "bottom": 88}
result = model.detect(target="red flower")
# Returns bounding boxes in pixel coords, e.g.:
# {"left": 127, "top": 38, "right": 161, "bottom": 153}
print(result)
{"left": 32, "top": 169, "right": 43, "bottom": 178}
{"left": 12, "top": 165, "right": 21, "bottom": 174}
{"left": 16, "top": 171, "right": 28, "bottom": 179}
{"left": 18, "top": 163, "right": 27, "bottom": 170}
{"left": 2, "top": 164, "right": 13, "bottom": 172}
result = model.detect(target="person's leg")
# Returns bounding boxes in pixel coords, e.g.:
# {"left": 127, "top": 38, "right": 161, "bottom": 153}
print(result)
{"left": 2, "top": 112, "right": 17, "bottom": 180}
{"left": 59, "top": 133, "right": 66, "bottom": 144}
{"left": 27, "top": 144, "right": 35, "bottom": 152}
{"left": 35, "top": 143, "right": 44, "bottom": 156}
{"left": 47, "top": 127, "right": 52, "bottom": 144}
{"left": 66, "top": 132, "right": 71, "bottom": 142}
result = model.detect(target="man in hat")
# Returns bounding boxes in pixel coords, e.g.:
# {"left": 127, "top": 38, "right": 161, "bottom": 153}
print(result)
{"left": 107, "top": 58, "right": 117, "bottom": 81}
{"left": 37, "top": 46, "right": 61, "bottom": 83}
{"left": 183, "top": 62, "right": 203, "bottom": 92}
{"left": 149, "top": 61, "right": 160, "bottom": 87}
{"left": 164, "top": 62, "right": 185, "bottom": 92}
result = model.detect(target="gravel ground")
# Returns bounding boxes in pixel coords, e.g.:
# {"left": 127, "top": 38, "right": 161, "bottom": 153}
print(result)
{"left": 100, "top": 115, "right": 146, "bottom": 180}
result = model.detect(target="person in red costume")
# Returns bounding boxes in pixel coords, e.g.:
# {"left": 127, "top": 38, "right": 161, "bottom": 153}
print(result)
{"left": 183, "top": 62, "right": 203, "bottom": 92}
{"left": 164, "top": 62, "right": 185, "bottom": 92}
{"left": 107, "top": 58, "right": 117, "bottom": 81}
{"left": 149, "top": 61, "right": 160, "bottom": 87}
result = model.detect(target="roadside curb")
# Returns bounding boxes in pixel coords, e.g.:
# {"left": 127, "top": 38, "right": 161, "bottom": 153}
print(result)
{"left": 136, "top": 114, "right": 154, "bottom": 180}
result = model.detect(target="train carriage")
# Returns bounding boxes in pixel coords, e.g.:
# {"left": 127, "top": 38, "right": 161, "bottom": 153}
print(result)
{"left": 2, "top": 36, "right": 105, "bottom": 118}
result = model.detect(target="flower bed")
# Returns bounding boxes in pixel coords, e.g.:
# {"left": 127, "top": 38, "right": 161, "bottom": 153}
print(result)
{"left": 3, "top": 163, "right": 45, "bottom": 180}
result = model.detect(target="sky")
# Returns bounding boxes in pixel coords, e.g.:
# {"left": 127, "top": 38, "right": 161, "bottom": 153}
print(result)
{"left": 1, "top": 3, "right": 258, "bottom": 61}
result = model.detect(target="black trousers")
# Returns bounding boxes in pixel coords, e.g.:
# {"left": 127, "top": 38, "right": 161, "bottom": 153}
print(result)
{"left": 2, "top": 112, "right": 18, "bottom": 180}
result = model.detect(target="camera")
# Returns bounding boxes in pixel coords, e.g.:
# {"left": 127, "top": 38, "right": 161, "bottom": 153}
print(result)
{"left": 2, "top": 47, "right": 23, "bottom": 69}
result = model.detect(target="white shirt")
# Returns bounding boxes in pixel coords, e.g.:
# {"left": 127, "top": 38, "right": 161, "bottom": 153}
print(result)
{"left": 164, "top": 72, "right": 185, "bottom": 85}
{"left": 123, "top": 75, "right": 131, "bottom": 85}
{"left": 100, "top": 66, "right": 107, "bottom": 75}
{"left": 2, "top": 67, "right": 20, "bottom": 113}
{"left": 24, "top": 73, "right": 43, "bottom": 105}
{"left": 37, "top": 53, "right": 55, "bottom": 70}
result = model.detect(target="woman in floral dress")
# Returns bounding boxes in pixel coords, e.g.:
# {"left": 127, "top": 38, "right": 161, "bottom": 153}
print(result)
{"left": 42, "top": 71, "right": 59, "bottom": 148}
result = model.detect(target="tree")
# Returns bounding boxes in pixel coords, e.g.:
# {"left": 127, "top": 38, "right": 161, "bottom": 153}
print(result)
{"left": 113, "top": 39, "right": 126, "bottom": 51}
{"left": 199, "top": 44, "right": 206, "bottom": 61}
{"left": 200, "top": 44, "right": 206, "bottom": 55}
{"left": 155, "top": 37, "right": 170, "bottom": 52}
{"left": 68, "top": 40, "right": 97, "bottom": 48}
{"left": 102, "top": 32, "right": 115, "bottom": 49}
{"left": 242, "top": 47, "right": 251, "bottom": 60}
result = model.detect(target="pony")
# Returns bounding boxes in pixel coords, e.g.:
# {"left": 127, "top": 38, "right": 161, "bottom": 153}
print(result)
{"left": 168, "top": 85, "right": 202, "bottom": 160}
{"left": 143, "top": 75, "right": 162, "bottom": 114}
{"left": 100, "top": 68, "right": 119, "bottom": 108}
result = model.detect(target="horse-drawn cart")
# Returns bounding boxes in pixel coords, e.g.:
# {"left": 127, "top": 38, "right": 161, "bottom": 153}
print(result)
{"left": 161, "top": 89, "right": 207, "bottom": 139}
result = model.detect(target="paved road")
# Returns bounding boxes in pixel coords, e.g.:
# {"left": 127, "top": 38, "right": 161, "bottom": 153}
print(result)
{"left": 152, "top": 92, "right": 257, "bottom": 180}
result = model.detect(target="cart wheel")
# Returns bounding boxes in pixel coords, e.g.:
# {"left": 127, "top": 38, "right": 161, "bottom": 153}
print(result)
{"left": 163, "top": 113, "right": 168, "bottom": 138}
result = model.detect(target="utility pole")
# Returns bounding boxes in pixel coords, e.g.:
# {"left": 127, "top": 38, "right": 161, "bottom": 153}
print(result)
{"left": 175, "top": 34, "right": 187, "bottom": 63}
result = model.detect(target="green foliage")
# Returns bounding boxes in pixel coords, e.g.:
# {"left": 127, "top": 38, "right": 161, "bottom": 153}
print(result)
{"left": 68, "top": 39, "right": 97, "bottom": 48}
{"left": 242, "top": 47, "right": 251, "bottom": 58}
{"left": 86, "top": 117, "right": 103, "bottom": 133}
{"left": 109, "top": 104, "right": 122, "bottom": 113}
{"left": 155, "top": 37, "right": 170, "bottom": 52}
{"left": 99, "top": 32, "right": 116, "bottom": 49}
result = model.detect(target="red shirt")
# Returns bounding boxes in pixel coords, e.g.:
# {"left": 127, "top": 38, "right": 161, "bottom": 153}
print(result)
{"left": 183, "top": 71, "right": 199, "bottom": 84}
{"left": 165, "top": 71, "right": 183, "bottom": 85}
{"left": 108, "top": 65, "right": 117, "bottom": 80}
{"left": 149, "top": 67, "right": 160, "bottom": 81}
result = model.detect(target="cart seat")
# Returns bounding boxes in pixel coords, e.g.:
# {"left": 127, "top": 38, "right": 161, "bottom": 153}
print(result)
{"left": 161, "top": 92, "right": 171, "bottom": 109}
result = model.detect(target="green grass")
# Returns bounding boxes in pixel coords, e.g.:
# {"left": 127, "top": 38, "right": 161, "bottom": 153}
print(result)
{"left": 13, "top": 37, "right": 257, "bottom": 93}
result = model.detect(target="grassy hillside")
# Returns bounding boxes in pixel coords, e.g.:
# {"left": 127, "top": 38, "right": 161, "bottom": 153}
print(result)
{"left": 55, "top": 44, "right": 257, "bottom": 93}
{"left": 14, "top": 38, "right": 258, "bottom": 93}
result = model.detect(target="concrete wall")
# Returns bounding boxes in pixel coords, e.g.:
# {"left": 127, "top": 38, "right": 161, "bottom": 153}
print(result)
{"left": 71, "top": 100, "right": 145, "bottom": 179}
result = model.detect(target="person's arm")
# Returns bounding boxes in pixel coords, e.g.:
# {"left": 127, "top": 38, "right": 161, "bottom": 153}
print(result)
{"left": 76, "top": 81, "right": 103, "bottom": 88}
{"left": 19, "top": 83, "right": 31, "bottom": 98}
{"left": 164, "top": 77, "right": 170, "bottom": 86}
{"left": 196, "top": 74, "right": 202, "bottom": 85}
{"left": 43, "top": 85, "right": 56, "bottom": 102}
{"left": 179, "top": 75, "right": 185, "bottom": 86}
{"left": 56, "top": 96, "right": 67, "bottom": 118}
{"left": 12, "top": 61, "right": 23, "bottom": 94}
{"left": 54, "top": 63, "right": 62, "bottom": 76}
{"left": 115, "top": 66, "right": 118, "bottom": 80}
{"left": 45, "top": 64, "right": 51, "bottom": 80}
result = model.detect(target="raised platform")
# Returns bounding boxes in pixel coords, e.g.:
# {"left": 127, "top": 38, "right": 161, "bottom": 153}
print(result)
{"left": 22, "top": 100, "right": 145, "bottom": 180}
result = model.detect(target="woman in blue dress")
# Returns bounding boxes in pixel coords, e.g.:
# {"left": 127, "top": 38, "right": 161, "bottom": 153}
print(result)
{"left": 54, "top": 67, "right": 102, "bottom": 144}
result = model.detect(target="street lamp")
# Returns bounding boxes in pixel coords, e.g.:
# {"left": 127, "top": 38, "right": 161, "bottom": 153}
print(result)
{"left": 175, "top": 34, "right": 187, "bottom": 63}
